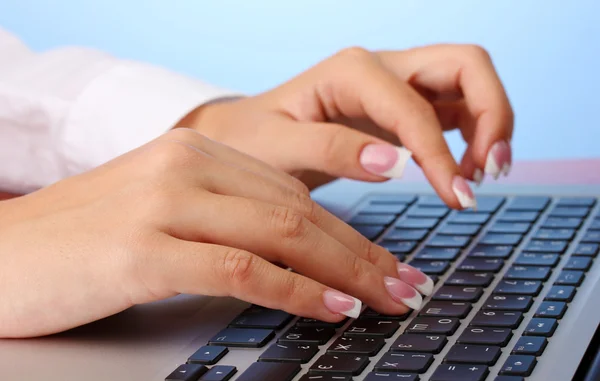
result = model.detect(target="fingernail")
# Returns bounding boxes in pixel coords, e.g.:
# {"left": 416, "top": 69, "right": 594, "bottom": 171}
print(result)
{"left": 473, "top": 168, "right": 484, "bottom": 186}
{"left": 484, "top": 140, "right": 512, "bottom": 179}
{"left": 384, "top": 276, "right": 423, "bottom": 310}
{"left": 359, "top": 144, "right": 412, "bottom": 178}
{"left": 396, "top": 262, "right": 435, "bottom": 296}
{"left": 323, "top": 290, "right": 362, "bottom": 318}
{"left": 452, "top": 176, "right": 477, "bottom": 210}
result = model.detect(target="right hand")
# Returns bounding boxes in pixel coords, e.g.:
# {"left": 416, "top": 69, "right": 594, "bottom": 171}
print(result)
{"left": 0, "top": 128, "right": 433, "bottom": 338}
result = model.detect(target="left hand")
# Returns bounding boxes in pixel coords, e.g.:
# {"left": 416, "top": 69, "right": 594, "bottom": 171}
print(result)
{"left": 181, "top": 44, "right": 514, "bottom": 209}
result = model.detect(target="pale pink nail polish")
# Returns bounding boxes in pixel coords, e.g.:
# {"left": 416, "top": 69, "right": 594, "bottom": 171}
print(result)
{"left": 452, "top": 176, "right": 477, "bottom": 210}
{"left": 473, "top": 168, "right": 484, "bottom": 186}
{"left": 396, "top": 263, "right": 435, "bottom": 296}
{"left": 359, "top": 144, "right": 412, "bottom": 178}
{"left": 384, "top": 277, "right": 423, "bottom": 310}
{"left": 485, "top": 140, "right": 512, "bottom": 179}
{"left": 323, "top": 290, "right": 362, "bottom": 318}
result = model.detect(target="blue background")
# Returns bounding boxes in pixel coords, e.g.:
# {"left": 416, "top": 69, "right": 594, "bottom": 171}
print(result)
{"left": 1, "top": 0, "right": 599, "bottom": 160}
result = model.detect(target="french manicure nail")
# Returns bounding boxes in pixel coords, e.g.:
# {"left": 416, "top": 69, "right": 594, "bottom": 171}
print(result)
{"left": 452, "top": 176, "right": 477, "bottom": 210}
{"left": 484, "top": 140, "right": 512, "bottom": 179}
{"left": 384, "top": 276, "right": 423, "bottom": 310}
{"left": 323, "top": 290, "right": 362, "bottom": 318}
{"left": 473, "top": 168, "right": 484, "bottom": 186}
{"left": 359, "top": 144, "right": 412, "bottom": 178}
{"left": 396, "top": 262, "right": 434, "bottom": 296}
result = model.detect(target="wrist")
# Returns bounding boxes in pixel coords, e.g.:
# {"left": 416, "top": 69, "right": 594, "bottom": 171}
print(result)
{"left": 174, "top": 96, "right": 242, "bottom": 141}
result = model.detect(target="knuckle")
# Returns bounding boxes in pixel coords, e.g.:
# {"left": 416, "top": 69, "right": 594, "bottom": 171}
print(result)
{"left": 147, "top": 140, "right": 200, "bottom": 173}
{"left": 320, "top": 125, "right": 347, "bottom": 171}
{"left": 361, "top": 239, "right": 380, "bottom": 265}
{"left": 347, "top": 254, "right": 367, "bottom": 283}
{"left": 336, "top": 46, "right": 373, "bottom": 62}
{"left": 290, "top": 177, "right": 311, "bottom": 197}
{"left": 271, "top": 206, "right": 307, "bottom": 240}
{"left": 221, "top": 249, "right": 255, "bottom": 287}
{"left": 290, "top": 191, "right": 317, "bottom": 220}
{"left": 463, "top": 44, "right": 492, "bottom": 62}
{"left": 280, "top": 274, "right": 304, "bottom": 301}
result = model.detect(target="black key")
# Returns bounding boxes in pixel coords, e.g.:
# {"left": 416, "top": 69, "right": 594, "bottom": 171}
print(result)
{"left": 408, "top": 260, "right": 450, "bottom": 275}
{"left": 556, "top": 197, "right": 596, "bottom": 207}
{"left": 417, "top": 195, "right": 446, "bottom": 207}
{"left": 494, "top": 280, "right": 542, "bottom": 295}
{"left": 506, "top": 196, "right": 550, "bottom": 211}
{"left": 448, "top": 212, "right": 490, "bottom": 224}
{"left": 415, "top": 247, "right": 460, "bottom": 260}
{"left": 350, "top": 214, "right": 397, "bottom": 226}
{"left": 199, "top": 366, "right": 236, "bottom": 381}
{"left": 300, "top": 375, "right": 352, "bottom": 381}
{"left": 544, "top": 285, "right": 576, "bottom": 302}
{"left": 360, "top": 204, "right": 407, "bottom": 215}
{"left": 480, "top": 233, "right": 522, "bottom": 246}
{"left": 344, "top": 319, "right": 400, "bottom": 338}
{"left": 458, "top": 258, "right": 504, "bottom": 272}
{"left": 555, "top": 270, "right": 585, "bottom": 286}
{"left": 361, "top": 308, "right": 411, "bottom": 321}
{"left": 396, "top": 217, "right": 439, "bottom": 229}
{"left": 582, "top": 230, "right": 600, "bottom": 243}
{"left": 352, "top": 225, "right": 385, "bottom": 240}
{"left": 438, "top": 224, "right": 481, "bottom": 236}
{"left": 549, "top": 206, "right": 589, "bottom": 218}
{"left": 364, "top": 373, "right": 420, "bottom": 381}
{"left": 535, "top": 301, "right": 567, "bottom": 318}
{"left": 309, "top": 354, "right": 369, "bottom": 376}
{"left": 230, "top": 307, "right": 292, "bottom": 329}
{"left": 279, "top": 326, "right": 336, "bottom": 345}
{"left": 259, "top": 343, "right": 319, "bottom": 363}
{"left": 482, "top": 295, "right": 533, "bottom": 312}
{"left": 166, "top": 364, "right": 208, "bottom": 381}
{"left": 236, "top": 362, "right": 300, "bottom": 381}
{"left": 444, "top": 344, "right": 501, "bottom": 365}
{"left": 504, "top": 265, "right": 551, "bottom": 281}
{"left": 209, "top": 328, "right": 274, "bottom": 348}
{"left": 374, "top": 352, "right": 433, "bottom": 373}
{"left": 533, "top": 228, "right": 576, "bottom": 240}
{"left": 572, "top": 243, "right": 599, "bottom": 257}
{"left": 489, "top": 222, "right": 531, "bottom": 234}
{"left": 524, "top": 240, "right": 567, "bottom": 253}
{"left": 433, "top": 286, "right": 483, "bottom": 302}
{"left": 497, "top": 211, "right": 538, "bottom": 223}
{"left": 407, "top": 206, "right": 449, "bottom": 218}
{"left": 188, "top": 346, "right": 229, "bottom": 365}
{"left": 369, "top": 194, "right": 417, "bottom": 205}
{"left": 391, "top": 334, "right": 447, "bottom": 353}
{"left": 495, "top": 377, "right": 524, "bottom": 381}
{"left": 420, "top": 301, "right": 472, "bottom": 318}
{"left": 468, "top": 245, "right": 512, "bottom": 259}
{"left": 474, "top": 196, "right": 506, "bottom": 213}
{"left": 499, "top": 355, "right": 537, "bottom": 376}
{"left": 327, "top": 336, "right": 385, "bottom": 356}
{"left": 512, "top": 336, "right": 548, "bottom": 356}
{"left": 514, "top": 253, "right": 559, "bottom": 267}
{"left": 406, "top": 317, "right": 460, "bottom": 335}
{"left": 564, "top": 256, "right": 593, "bottom": 271}
{"left": 523, "top": 318, "right": 558, "bottom": 336}
{"left": 445, "top": 272, "right": 494, "bottom": 287}
{"left": 427, "top": 235, "right": 471, "bottom": 248}
{"left": 384, "top": 228, "right": 429, "bottom": 241}
{"left": 470, "top": 311, "right": 523, "bottom": 328}
{"left": 380, "top": 240, "right": 418, "bottom": 254}
{"left": 458, "top": 327, "right": 512, "bottom": 346}
{"left": 297, "top": 317, "right": 347, "bottom": 328}
{"left": 541, "top": 216, "right": 582, "bottom": 229}
{"left": 431, "top": 364, "right": 489, "bottom": 381}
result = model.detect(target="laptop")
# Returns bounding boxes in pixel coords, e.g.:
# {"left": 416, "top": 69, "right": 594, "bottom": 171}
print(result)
{"left": 1, "top": 179, "right": 599, "bottom": 381}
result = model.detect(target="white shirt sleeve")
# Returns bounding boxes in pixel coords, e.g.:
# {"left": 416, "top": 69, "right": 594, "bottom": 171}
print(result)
{"left": 0, "top": 27, "right": 239, "bottom": 194}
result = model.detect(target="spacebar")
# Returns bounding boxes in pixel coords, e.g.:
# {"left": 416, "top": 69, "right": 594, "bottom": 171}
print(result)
{"left": 236, "top": 362, "right": 301, "bottom": 381}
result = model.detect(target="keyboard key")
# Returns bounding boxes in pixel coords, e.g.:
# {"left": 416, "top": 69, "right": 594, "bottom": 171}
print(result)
{"left": 506, "top": 196, "right": 550, "bottom": 211}
{"left": 327, "top": 336, "right": 385, "bottom": 356}
{"left": 369, "top": 194, "right": 417, "bottom": 205}
{"left": 309, "top": 354, "right": 369, "bottom": 376}
{"left": 407, "top": 206, "right": 449, "bottom": 218}
{"left": 230, "top": 307, "right": 293, "bottom": 329}
{"left": 415, "top": 247, "right": 460, "bottom": 260}
{"left": 300, "top": 375, "right": 352, "bottom": 381}
{"left": 474, "top": 196, "right": 506, "bottom": 212}
{"left": 499, "top": 355, "right": 537, "bottom": 376}
{"left": 590, "top": 218, "right": 600, "bottom": 230}
{"left": 458, "top": 327, "right": 512, "bottom": 346}
{"left": 495, "top": 377, "right": 524, "bottom": 381}
{"left": 259, "top": 343, "right": 319, "bottom": 363}
{"left": 199, "top": 366, "right": 236, "bottom": 381}
{"left": 438, "top": 224, "right": 481, "bottom": 236}
{"left": 572, "top": 243, "right": 599, "bottom": 257}
{"left": 556, "top": 197, "right": 596, "bottom": 207}
{"left": 535, "top": 301, "right": 567, "bottom": 318}
{"left": 360, "top": 204, "right": 407, "bottom": 215}
{"left": 458, "top": 258, "right": 504, "bottom": 272}
{"left": 188, "top": 346, "right": 229, "bottom": 365}
{"left": 209, "top": 328, "right": 274, "bottom": 348}
{"left": 548, "top": 206, "right": 589, "bottom": 218}
{"left": 524, "top": 240, "right": 568, "bottom": 253}
{"left": 374, "top": 352, "right": 433, "bottom": 373}
{"left": 512, "top": 336, "right": 548, "bottom": 356}
{"left": 444, "top": 344, "right": 501, "bottom": 365}
{"left": 296, "top": 317, "right": 347, "bottom": 328}
{"left": 433, "top": 286, "right": 483, "bottom": 302}
{"left": 427, "top": 235, "right": 471, "bottom": 248}
{"left": 279, "top": 326, "right": 336, "bottom": 345}
{"left": 514, "top": 253, "right": 559, "bottom": 267}
{"left": 352, "top": 225, "right": 385, "bottom": 240}
{"left": 420, "top": 301, "right": 472, "bottom": 318}
{"left": 533, "top": 228, "right": 576, "bottom": 240}
{"left": 448, "top": 212, "right": 491, "bottom": 224}
{"left": 494, "top": 280, "right": 542, "bottom": 296}
{"left": 396, "top": 217, "right": 439, "bottom": 229}
{"left": 523, "top": 318, "right": 558, "bottom": 337}
{"left": 482, "top": 295, "right": 533, "bottom": 312}
{"left": 544, "top": 285, "right": 576, "bottom": 302}
{"left": 431, "top": 364, "right": 489, "bottom": 381}
{"left": 236, "top": 362, "right": 300, "bottom": 381}
{"left": 361, "top": 308, "right": 411, "bottom": 321}
{"left": 489, "top": 222, "right": 531, "bottom": 234}
{"left": 541, "top": 217, "right": 582, "bottom": 229}
{"left": 468, "top": 245, "right": 513, "bottom": 259}
{"left": 350, "top": 214, "right": 397, "bottom": 226}
{"left": 380, "top": 240, "right": 418, "bottom": 254}
{"left": 391, "top": 334, "right": 448, "bottom": 353}
{"left": 166, "top": 364, "right": 208, "bottom": 381}
{"left": 417, "top": 195, "right": 446, "bottom": 206}
{"left": 564, "top": 256, "right": 593, "bottom": 271}
{"left": 470, "top": 311, "right": 523, "bottom": 328}
{"left": 504, "top": 265, "right": 552, "bottom": 280}
{"left": 344, "top": 319, "right": 400, "bottom": 338}
{"left": 554, "top": 270, "right": 585, "bottom": 286}
{"left": 384, "top": 229, "right": 429, "bottom": 241}
{"left": 497, "top": 211, "right": 538, "bottom": 223}
{"left": 480, "top": 233, "right": 522, "bottom": 246}
{"left": 406, "top": 317, "right": 460, "bottom": 335}
{"left": 408, "top": 260, "right": 450, "bottom": 275}
{"left": 582, "top": 230, "right": 600, "bottom": 243}
{"left": 446, "top": 272, "right": 494, "bottom": 287}
{"left": 365, "top": 373, "right": 419, "bottom": 380}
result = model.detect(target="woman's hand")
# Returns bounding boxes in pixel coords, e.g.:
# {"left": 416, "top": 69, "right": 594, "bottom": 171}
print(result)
{"left": 185, "top": 44, "right": 513, "bottom": 209}
{"left": 0, "top": 128, "right": 432, "bottom": 338}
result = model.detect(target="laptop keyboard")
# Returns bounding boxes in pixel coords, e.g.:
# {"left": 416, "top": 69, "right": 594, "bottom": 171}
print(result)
{"left": 165, "top": 194, "right": 600, "bottom": 381}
